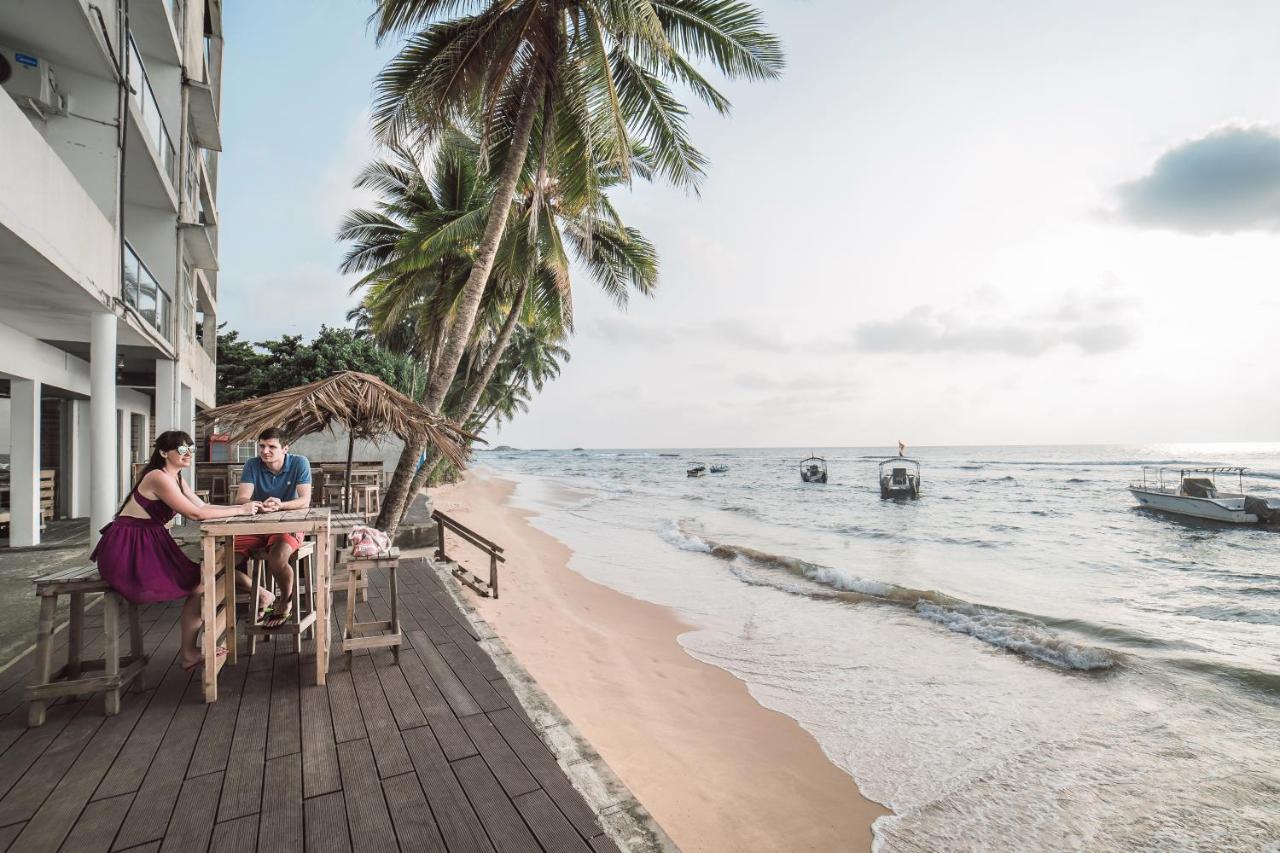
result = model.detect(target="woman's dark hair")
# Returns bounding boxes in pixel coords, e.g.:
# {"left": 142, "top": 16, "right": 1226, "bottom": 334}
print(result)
{"left": 117, "top": 430, "right": 193, "bottom": 514}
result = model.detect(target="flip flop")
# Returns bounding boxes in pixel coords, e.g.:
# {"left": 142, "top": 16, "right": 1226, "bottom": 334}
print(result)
{"left": 261, "top": 601, "right": 293, "bottom": 629}
{"left": 181, "top": 646, "right": 228, "bottom": 671}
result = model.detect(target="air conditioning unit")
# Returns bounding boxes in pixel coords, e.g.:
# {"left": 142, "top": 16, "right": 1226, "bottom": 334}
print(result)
{"left": 0, "top": 46, "right": 68, "bottom": 116}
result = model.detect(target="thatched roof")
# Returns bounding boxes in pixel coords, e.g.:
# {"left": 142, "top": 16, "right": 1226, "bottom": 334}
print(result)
{"left": 199, "top": 371, "right": 472, "bottom": 468}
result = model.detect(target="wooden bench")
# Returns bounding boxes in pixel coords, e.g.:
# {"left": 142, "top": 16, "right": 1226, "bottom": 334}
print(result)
{"left": 339, "top": 546, "right": 400, "bottom": 666}
{"left": 25, "top": 567, "right": 147, "bottom": 726}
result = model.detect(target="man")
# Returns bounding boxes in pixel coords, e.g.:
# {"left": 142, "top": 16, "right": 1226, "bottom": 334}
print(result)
{"left": 234, "top": 427, "right": 312, "bottom": 627}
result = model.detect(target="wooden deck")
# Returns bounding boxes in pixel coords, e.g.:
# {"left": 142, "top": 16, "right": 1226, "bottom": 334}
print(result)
{"left": 0, "top": 557, "right": 621, "bottom": 853}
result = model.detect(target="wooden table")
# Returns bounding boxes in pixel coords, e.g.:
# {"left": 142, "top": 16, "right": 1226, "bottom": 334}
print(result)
{"left": 198, "top": 508, "right": 332, "bottom": 702}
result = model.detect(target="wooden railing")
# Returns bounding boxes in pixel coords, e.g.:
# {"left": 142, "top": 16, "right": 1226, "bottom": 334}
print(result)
{"left": 432, "top": 509, "right": 506, "bottom": 599}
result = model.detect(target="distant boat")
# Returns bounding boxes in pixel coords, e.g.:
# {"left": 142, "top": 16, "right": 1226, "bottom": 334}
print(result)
{"left": 709, "top": 465, "right": 729, "bottom": 474}
{"left": 1129, "top": 466, "right": 1280, "bottom": 524}
{"left": 659, "top": 453, "right": 679, "bottom": 457}
{"left": 879, "top": 457, "right": 922, "bottom": 499}
{"left": 801, "top": 456, "right": 827, "bottom": 484}
{"left": 572, "top": 447, "right": 585, "bottom": 451}
{"left": 687, "top": 463, "right": 707, "bottom": 478}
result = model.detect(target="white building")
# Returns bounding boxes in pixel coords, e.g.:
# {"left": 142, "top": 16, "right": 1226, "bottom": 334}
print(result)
{"left": 0, "top": 0, "right": 223, "bottom": 546}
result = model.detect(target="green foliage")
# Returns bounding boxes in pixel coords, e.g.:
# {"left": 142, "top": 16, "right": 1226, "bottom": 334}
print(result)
{"left": 215, "top": 325, "right": 420, "bottom": 404}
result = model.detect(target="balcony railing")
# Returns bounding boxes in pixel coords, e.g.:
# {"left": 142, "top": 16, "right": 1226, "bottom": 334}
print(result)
{"left": 123, "top": 241, "right": 171, "bottom": 339}
{"left": 127, "top": 35, "right": 176, "bottom": 182}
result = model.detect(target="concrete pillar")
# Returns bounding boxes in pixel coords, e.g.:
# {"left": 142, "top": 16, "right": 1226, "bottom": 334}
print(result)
{"left": 9, "top": 379, "right": 41, "bottom": 547}
{"left": 180, "top": 384, "right": 195, "bottom": 490}
{"left": 68, "top": 399, "right": 92, "bottom": 518}
{"left": 155, "top": 358, "right": 179, "bottom": 433}
{"left": 90, "top": 312, "right": 118, "bottom": 544}
{"left": 117, "top": 409, "right": 131, "bottom": 500}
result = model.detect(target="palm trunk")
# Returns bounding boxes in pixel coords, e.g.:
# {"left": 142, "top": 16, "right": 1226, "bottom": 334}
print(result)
{"left": 395, "top": 280, "right": 529, "bottom": 526}
{"left": 459, "top": 281, "right": 527, "bottom": 418}
{"left": 377, "top": 80, "right": 543, "bottom": 536}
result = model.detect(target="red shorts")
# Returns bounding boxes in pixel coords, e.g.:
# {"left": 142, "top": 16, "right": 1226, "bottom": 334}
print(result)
{"left": 233, "top": 533, "right": 302, "bottom": 557}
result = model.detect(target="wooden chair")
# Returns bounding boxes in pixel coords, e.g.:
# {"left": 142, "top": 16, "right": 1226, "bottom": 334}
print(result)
{"left": 243, "top": 541, "right": 316, "bottom": 655}
{"left": 39, "top": 469, "right": 55, "bottom": 524}
{"left": 25, "top": 567, "right": 147, "bottom": 726}
{"left": 339, "top": 546, "right": 400, "bottom": 667}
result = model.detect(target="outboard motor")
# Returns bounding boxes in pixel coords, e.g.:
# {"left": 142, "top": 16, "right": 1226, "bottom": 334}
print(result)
{"left": 1244, "top": 496, "right": 1280, "bottom": 524}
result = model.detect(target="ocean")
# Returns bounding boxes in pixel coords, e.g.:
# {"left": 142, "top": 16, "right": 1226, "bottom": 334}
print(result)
{"left": 477, "top": 444, "right": 1280, "bottom": 852}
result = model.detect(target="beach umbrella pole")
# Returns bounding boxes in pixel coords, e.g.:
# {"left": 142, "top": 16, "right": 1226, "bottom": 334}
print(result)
{"left": 344, "top": 431, "right": 354, "bottom": 513}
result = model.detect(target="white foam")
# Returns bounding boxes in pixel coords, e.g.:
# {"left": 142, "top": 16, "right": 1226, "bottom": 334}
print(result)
{"left": 916, "top": 602, "right": 1118, "bottom": 671}
{"left": 658, "top": 519, "right": 712, "bottom": 553}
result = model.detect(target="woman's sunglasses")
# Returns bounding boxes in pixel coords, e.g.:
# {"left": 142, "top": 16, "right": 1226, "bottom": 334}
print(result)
{"left": 171, "top": 444, "right": 195, "bottom": 457}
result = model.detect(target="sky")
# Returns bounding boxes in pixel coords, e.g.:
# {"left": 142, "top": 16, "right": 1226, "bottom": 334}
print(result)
{"left": 219, "top": 2, "right": 1280, "bottom": 448}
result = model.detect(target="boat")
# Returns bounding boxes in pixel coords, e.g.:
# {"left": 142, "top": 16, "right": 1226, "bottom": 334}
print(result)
{"left": 800, "top": 456, "right": 827, "bottom": 483}
{"left": 687, "top": 463, "right": 707, "bottom": 478}
{"left": 659, "top": 453, "right": 679, "bottom": 458}
{"left": 879, "top": 457, "right": 922, "bottom": 499}
{"left": 709, "top": 465, "right": 729, "bottom": 474}
{"left": 1129, "top": 467, "right": 1280, "bottom": 524}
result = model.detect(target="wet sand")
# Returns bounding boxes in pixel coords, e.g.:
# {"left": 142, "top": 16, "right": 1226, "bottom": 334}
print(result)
{"left": 431, "top": 470, "right": 888, "bottom": 852}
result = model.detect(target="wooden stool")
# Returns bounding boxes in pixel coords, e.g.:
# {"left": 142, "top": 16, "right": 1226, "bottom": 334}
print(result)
{"left": 340, "top": 547, "right": 400, "bottom": 666}
{"left": 244, "top": 541, "right": 316, "bottom": 655}
{"left": 26, "top": 567, "right": 147, "bottom": 727}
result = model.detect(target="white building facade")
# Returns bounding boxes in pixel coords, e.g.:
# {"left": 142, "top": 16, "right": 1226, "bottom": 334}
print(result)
{"left": 0, "top": 0, "right": 223, "bottom": 545}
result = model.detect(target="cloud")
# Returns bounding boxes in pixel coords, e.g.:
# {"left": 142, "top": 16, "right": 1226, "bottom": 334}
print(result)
{"left": 222, "top": 263, "right": 360, "bottom": 342}
{"left": 732, "top": 371, "right": 853, "bottom": 391}
{"left": 1113, "top": 124, "right": 1280, "bottom": 234}
{"left": 318, "top": 111, "right": 383, "bottom": 234}
{"left": 854, "top": 288, "right": 1139, "bottom": 357}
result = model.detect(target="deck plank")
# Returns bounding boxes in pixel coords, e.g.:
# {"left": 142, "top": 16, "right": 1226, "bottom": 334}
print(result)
{"left": 451, "top": 754, "right": 541, "bottom": 853}
{"left": 435, "top": 642, "right": 507, "bottom": 713}
{"left": 513, "top": 788, "right": 594, "bottom": 853}
{"left": 266, "top": 649, "right": 302, "bottom": 761}
{"left": 7, "top": 689, "right": 148, "bottom": 852}
{"left": 404, "top": 633, "right": 482, "bottom": 718}
{"left": 299, "top": 677, "right": 341, "bottom": 799}
{"left": 334, "top": 739, "right": 397, "bottom": 852}
{"left": 487, "top": 708, "right": 603, "bottom": 839}
{"left": 461, "top": 713, "right": 539, "bottom": 799}
{"left": 210, "top": 815, "right": 259, "bottom": 853}
{"left": 0, "top": 557, "right": 627, "bottom": 853}
{"left": 400, "top": 726, "right": 494, "bottom": 853}
{"left": 348, "top": 657, "right": 411, "bottom": 779}
{"left": 158, "top": 770, "right": 223, "bottom": 853}
{"left": 216, "top": 668, "right": 273, "bottom": 822}
{"left": 394, "top": 651, "right": 477, "bottom": 762}
{"left": 59, "top": 791, "right": 133, "bottom": 853}
{"left": 113, "top": 682, "right": 208, "bottom": 850}
{"left": 380, "top": 771, "right": 446, "bottom": 853}
{"left": 303, "top": 791, "right": 350, "bottom": 853}
{"left": 258, "top": 752, "right": 303, "bottom": 853}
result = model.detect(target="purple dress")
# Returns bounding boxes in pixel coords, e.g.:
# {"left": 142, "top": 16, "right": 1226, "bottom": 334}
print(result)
{"left": 91, "top": 487, "right": 201, "bottom": 603}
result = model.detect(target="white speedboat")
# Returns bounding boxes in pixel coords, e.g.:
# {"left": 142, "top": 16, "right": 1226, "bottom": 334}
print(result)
{"left": 879, "top": 457, "right": 922, "bottom": 499}
{"left": 687, "top": 463, "right": 707, "bottom": 478}
{"left": 801, "top": 456, "right": 827, "bottom": 483}
{"left": 1129, "top": 467, "right": 1280, "bottom": 524}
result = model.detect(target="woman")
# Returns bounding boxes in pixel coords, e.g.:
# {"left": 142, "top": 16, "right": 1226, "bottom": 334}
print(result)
{"left": 92, "top": 430, "right": 261, "bottom": 671}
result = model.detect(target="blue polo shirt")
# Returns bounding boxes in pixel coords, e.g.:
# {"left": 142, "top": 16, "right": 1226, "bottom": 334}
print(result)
{"left": 241, "top": 454, "right": 311, "bottom": 502}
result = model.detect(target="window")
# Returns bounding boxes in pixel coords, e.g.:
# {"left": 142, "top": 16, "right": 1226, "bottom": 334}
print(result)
{"left": 183, "top": 263, "right": 196, "bottom": 340}
{"left": 127, "top": 35, "right": 175, "bottom": 181}
{"left": 123, "top": 242, "right": 172, "bottom": 340}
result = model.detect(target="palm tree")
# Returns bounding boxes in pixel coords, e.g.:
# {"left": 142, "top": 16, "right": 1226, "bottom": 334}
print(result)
{"left": 366, "top": 0, "right": 783, "bottom": 527}
{"left": 346, "top": 129, "right": 659, "bottom": 533}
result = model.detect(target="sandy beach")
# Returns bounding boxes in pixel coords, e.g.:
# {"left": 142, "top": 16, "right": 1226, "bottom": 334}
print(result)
{"left": 431, "top": 470, "right": 887, "bottom": 852}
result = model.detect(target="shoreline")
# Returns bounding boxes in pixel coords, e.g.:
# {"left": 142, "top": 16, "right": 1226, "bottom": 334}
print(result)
{"left": 431, "top": 470, "right": 888, "bottom": 852}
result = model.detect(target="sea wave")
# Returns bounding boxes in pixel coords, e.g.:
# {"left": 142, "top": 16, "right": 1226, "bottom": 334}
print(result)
{"left": 658, "top": 520, "right": 712, "bottom": 553}
{"left": 661, "top": 524, "right": 1120, "bottom": 672}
